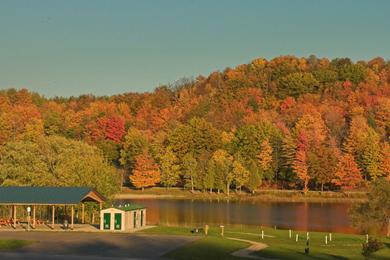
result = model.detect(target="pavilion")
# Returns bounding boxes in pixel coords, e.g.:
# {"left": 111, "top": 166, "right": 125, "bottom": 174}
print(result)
{"left": 0, "top": 186, "right": 105, "bottom": 230}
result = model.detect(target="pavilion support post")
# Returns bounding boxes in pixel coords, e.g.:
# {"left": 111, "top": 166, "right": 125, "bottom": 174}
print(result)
{"left": 99, "top": 202, "right": 102, "bottom": 211}
{"left": 82, "top": 203, "right": 85, "bottom": 224}
{"left": 32, "top": 205, "right": 36, "bottom": 228}
{"left": 71, "top": 206, "right": 74, "bottom": 230}
{"left": 51, "top": 205, "right": 55, "bottom": 229}
{"left": 65, "top": 205, "right": 67, "bottom": 223}
{"left": 13, "top": 205, "right": 16, "bottom": 228}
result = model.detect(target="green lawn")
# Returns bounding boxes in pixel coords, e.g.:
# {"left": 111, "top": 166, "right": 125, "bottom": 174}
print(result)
{"left": 0, "top": 239, "right": 32, "bottom": 250}
{"left": 143, "top": 226, "right": 390, "bottom": 260}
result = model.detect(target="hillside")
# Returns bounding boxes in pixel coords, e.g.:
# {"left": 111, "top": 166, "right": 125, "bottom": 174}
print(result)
{"left": 1, "top": 55, "right": 389, "bottom": 194}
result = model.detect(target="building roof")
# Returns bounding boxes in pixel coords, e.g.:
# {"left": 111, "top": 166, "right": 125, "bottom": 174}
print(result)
{"left": 115, "top": 204, "right": 146, "bottom": 211}
{"left": 0, "top": 186, "right": 105, "bottom": 205}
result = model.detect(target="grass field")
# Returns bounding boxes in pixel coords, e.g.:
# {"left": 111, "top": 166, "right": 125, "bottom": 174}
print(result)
{"left": 142, "top": 225, "right": 390, "bottom": 259}
{"left": 0, "top": 239, "right": 32, "bottom": 250}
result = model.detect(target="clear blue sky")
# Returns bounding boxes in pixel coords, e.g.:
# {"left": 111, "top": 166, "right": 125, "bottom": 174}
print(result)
{"left": 1, "top": 0, "right": 389, "bottom": 97}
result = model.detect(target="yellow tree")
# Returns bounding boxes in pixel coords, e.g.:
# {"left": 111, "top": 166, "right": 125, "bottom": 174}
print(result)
{"left": 211, "top": 149, "right": 233, "bottom": 195}
{"left": 232, "top": 159, "right": 250, "bottom": 193}
{"left": 380, "top": 143, "right": 390, "bottom": 180}
{"left": 344, "top": 116, "right": 381, "bottom": 180}
{"left": 257, "top": 139, "right": 273, "bottom": 172}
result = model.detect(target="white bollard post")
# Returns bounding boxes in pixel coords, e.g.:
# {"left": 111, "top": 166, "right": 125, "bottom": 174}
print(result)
{"left": 289, "top": 229, "right": 292, "bottom": 238}
{"left": 366, "top": 234, "right": 369, "bottom": 243}
{"left": 296, "top": 234, "right": 299, "bottom": 242}
{"left": 261, "top": 230, "right": 264, "bottom": 239}
{"left": 329, "top": 233, "right": 332, "bottom": 242}
{"left": 325, "top": 235, "right": 328, "bottom": 245}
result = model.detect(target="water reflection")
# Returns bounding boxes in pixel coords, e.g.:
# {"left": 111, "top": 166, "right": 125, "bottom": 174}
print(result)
{"left": 117, "top": 199, "right": 356, "bottom": 233}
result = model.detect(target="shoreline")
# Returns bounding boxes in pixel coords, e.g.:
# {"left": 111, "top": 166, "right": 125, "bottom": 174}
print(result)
{"left": 116, "top": 188, "right": 367, "bottom": 203}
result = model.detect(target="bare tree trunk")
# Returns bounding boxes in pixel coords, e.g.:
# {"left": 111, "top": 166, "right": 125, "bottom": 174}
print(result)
{"left": 303, "top": 179, "right": 309, "bottom": 195}
{"left": 387, "top": 217, "right": 390, "bottom": 237}
{"left": 226, "top": 183, "right": 230, "bottom": 196}
{"left": 191, "top": 177, "right": 194, "bottom": 193}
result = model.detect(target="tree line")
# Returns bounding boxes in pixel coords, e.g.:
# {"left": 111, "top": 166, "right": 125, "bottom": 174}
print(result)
{"left": 0, "top": 55, "right": 389, "bottom": 195}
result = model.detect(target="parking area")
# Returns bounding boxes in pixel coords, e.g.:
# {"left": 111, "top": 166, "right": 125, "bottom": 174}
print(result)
{"left": 0, "top": 231, "right": 198, "bottom": 259}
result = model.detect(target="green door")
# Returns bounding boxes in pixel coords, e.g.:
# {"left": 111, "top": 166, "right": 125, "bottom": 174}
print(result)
{"left": 103, "top": 213, "right": 111, "bottom": 230}
{"left": 114, "top": 213, "right": 122, "bottom": 230}
{"left": 133, "top": 211, "right": 137, "bottom": 228}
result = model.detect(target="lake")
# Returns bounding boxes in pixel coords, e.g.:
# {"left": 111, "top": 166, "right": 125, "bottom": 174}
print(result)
{"left": 117, "top": 198, "right": 356, "bottom": 233}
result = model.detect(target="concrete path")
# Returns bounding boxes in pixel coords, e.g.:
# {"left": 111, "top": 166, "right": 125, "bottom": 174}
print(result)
{"left": 0, "top": 231, "right": 198, "bottom": 259}
{"left": 227, "top": 237, "right": 270, "bottom": 259}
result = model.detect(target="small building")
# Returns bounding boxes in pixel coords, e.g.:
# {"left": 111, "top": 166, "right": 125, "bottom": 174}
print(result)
{"left": 100, "top": 204, "right": 146, "bottom": 231}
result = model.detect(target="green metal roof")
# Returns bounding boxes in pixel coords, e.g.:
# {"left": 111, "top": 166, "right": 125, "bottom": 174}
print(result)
{"left": 0, "top": 186, "right": 104, "bottom": 205}
{"left": 115, "top": 204, "right": 146, "bottom": 211}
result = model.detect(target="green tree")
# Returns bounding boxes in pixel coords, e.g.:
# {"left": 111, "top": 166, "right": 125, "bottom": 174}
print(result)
{"left": 211, "top": 149, "right": 233, "bottom": 195}
{"left": 350, "top": 179, "right": 390, "bottom": 236}
{"left": 120, "top": 127, "right": 148, "bottom": 180}
{"left": 338, "top": 63, "right": 367, "bottom": 84}
{"left": 246, "top": 160, "right": 262, "bottom": 194}
{"left": 160, "top": 147, "right": 180, "bottom": 188}
{"left": 167, "top": 117, "right": 221, "bottom": 159}
{"left": 182, "top": 153, "right": 198, "bottom": 192}
{"left": 277, "top": 72, "right": 319, "bottom": 98}
{"left": 232, "top": 122, "right": 282, "bottom": 170}
{"left": 195, "top": 151, "right": 211, "bottom": 191}
{"left": 205, "top": 159, "right": 216, "bottom": 193}
{"left": 0, "top": 136, "right": 120, "bottom": 198}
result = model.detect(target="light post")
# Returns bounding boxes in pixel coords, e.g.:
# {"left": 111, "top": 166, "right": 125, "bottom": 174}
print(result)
{"left": 220, "top": 225, "right": 224, "bottom": 237}
{"left": 27, "top": 206, "right": 31, "bottom": 232}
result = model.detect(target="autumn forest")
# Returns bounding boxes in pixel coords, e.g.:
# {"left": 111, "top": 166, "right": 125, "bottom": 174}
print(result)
{"left": 1, "top": 55, "right": 390, "bottom": 197}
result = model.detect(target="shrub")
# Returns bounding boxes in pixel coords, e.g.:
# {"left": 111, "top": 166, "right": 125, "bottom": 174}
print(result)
{"left": 362, "top": 238, "right": 383, "bottom": 257}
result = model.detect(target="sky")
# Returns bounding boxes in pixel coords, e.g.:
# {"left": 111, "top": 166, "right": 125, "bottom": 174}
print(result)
{"left": 1, "top": 0, "right": 390, "bottom": 97}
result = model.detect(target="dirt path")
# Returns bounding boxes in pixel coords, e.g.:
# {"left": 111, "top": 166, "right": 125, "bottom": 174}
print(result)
{"left": 227, "top": 237, "right": 275, "bottom": 260}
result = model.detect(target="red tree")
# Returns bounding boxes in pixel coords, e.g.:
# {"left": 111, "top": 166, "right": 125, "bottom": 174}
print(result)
{"left": 130, "top": 150, "right": 160, "bottom": 190}
{"left": 293, "top": 132, "right": 310, "bottom": 194}
{"left": 332, "top": 154, "right": 362, "bottom": 190}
